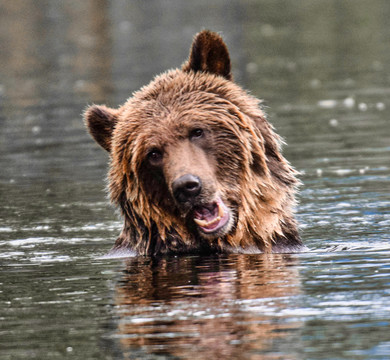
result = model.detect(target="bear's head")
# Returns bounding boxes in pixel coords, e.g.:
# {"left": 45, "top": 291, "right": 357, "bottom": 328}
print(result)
{"left": 84, "top": 31, "right": 301, "bottom": 255}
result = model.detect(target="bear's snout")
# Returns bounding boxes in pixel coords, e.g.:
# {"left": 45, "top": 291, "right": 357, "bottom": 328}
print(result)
{"left": 172, "top": 174, "right": 202, "bottom": 203}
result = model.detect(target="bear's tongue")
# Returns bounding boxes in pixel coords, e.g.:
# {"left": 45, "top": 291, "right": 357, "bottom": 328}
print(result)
{"left": 193, "top": 199, "right": 228, "bottom": 233}
{"left": 194, "top": 203, "right": 219, "bottom": 221}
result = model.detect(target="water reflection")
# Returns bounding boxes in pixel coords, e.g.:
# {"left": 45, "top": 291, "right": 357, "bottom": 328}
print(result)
{"left": 114, "top": 254, "right": 302, "bottom": 359}
{"left": 0, "top": 0, "right": 112, "bottom": 108}
{"left": 1, "top": 1, "right": 390, "bottom": 359}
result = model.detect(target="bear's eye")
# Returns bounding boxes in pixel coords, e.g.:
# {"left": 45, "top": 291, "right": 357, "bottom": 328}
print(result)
{"left": 189, "top": 128, "right": 204, "bottom": 139}
{"left": 147, "top": 149, "right": 163, "bottom": 166}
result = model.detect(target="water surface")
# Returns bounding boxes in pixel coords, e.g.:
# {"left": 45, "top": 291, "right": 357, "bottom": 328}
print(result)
{"left": 1, "top": 1, "right": 389, "bottom": 359}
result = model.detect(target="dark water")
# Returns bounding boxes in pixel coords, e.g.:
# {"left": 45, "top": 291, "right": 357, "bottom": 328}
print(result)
{"left": 1, "top": 1, "right": 390, "bottom": 359}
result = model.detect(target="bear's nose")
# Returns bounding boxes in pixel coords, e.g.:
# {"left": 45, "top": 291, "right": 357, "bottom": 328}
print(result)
{"left": 172, "top": 174, "right": 202, "bottom": 203}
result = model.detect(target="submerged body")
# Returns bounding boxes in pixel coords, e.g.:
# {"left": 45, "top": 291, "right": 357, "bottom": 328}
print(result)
{"left": 84, "top": 31, "right": 304, "bottom": 255}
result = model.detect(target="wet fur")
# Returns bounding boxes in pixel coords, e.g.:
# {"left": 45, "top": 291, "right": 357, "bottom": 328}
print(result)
{"left": 84, "top": 31, "right": 304, "bottom": 255}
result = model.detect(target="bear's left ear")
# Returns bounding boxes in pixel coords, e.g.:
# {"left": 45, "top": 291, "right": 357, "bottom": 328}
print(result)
{"left": 182, "top": 30, "right": 232, "bottom": 80}
{"left": 84, "top": 105, "right": 118, "bottom": 152}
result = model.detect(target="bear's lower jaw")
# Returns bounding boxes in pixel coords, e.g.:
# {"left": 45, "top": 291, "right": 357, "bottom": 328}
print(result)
{"left": 193, "top": 197, "right": 232, "bottom": 238}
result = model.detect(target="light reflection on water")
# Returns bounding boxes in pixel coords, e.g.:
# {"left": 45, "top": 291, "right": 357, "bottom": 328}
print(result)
{"left": 1, "top": 0, "right": 390, "bottom": 359}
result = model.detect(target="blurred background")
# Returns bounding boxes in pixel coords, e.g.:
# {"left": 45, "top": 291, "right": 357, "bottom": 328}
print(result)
{"left": 0, "top": 1, "right": 389, "bottom": 359}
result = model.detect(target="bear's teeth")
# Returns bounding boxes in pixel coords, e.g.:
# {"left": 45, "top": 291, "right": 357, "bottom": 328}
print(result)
{"left": 218, "top": 202, "right": 224, "bottom": 218}
{"left": 194, "top": 202, "right": 224, "bottom": 228}
{"left": 194, "top": 216, "right": 221, "bottom": 227}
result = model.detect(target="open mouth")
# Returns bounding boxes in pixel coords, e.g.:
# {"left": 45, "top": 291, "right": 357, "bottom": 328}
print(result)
{"left": 193, "top": 198, "right": 230, "bottom": 234}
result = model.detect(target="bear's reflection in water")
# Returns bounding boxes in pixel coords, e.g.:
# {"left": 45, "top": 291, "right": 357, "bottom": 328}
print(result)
{"left": 114, "top": 254, "right": 302, "bottom": 359}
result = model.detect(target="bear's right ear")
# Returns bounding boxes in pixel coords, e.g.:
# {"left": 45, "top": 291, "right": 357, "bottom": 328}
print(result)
{"left": 182, "top": 30, "right": 232, "bottom": 80}
{"left": 84, "top": 105, "right": 118, "bottom": 152}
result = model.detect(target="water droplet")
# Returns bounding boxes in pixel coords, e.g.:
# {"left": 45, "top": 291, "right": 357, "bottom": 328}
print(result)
{"left": 310, "top": 79, "right": 321, "bottom": 89}
{"left": 318, "top": 99, "right": 337, "bottom": 109}
{"left": 376, "top": 102, "right": 385, "bottom": 111}
{"left": 246, "top": 62, "right": 258, "bottom": 74}
{"left": 260, "top": 24, "right": 275, "bottom": 37}
{"left": 358, "top": 103, "right": 368, "bottom": 111}
{"left": 32, "top": 126, "right": 41, "bottom": 135}
{"left": 343, "top": 97, "right": 355, "bottom": 108}
{"left": 335, "top": 169, "right": 353, "bottom": 176}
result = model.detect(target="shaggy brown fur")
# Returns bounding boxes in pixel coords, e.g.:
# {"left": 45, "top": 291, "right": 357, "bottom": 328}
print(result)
{"left": 84, "top": 30, "right": 304, "bottom": 255}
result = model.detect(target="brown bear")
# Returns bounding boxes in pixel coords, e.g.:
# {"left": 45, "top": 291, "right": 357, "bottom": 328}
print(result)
{"left": 84, "top": 30, "right": 304, "bottom": 256}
